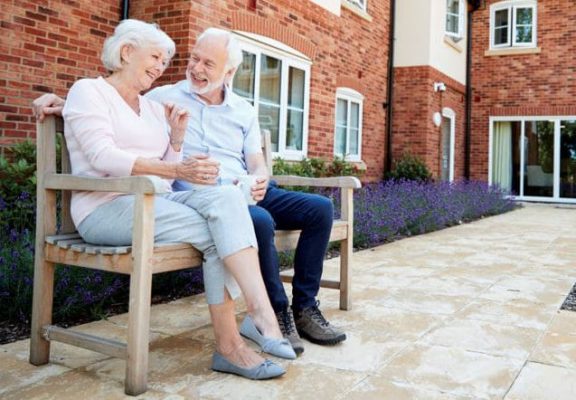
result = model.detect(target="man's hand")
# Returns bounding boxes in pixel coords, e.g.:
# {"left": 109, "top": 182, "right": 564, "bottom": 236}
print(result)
{"left": 177, "top": 154, "right": 220, "bottom": 185}
{"left": 32, "top": 93, "right": 65, "bottom": 121}
{"left": 251, "top": 176, "right": 269, "bottom": 202}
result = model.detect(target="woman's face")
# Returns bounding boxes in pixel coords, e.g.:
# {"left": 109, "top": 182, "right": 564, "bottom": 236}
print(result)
{"left": 121, "top": 45, "right": 169, "bottom": 91}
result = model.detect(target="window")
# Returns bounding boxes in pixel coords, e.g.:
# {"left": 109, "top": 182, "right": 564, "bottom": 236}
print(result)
{"left": 445, "top": 0, "right": 464, "bottom": 39}
{"left": 232, "top": 36, "right": 311, "bottom": 159}
{"left": 490, "top": 1, "right": 537, "bottom": 49}
{"left": 334, "top": 88, "right": 363, "bottom": 161}
{"left": 344, "top": 0, "right": 367, "bottom": 13}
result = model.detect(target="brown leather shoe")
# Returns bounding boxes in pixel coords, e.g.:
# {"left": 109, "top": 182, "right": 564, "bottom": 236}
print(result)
{"left": 294, "top": 302, "right": 346, "bottom": 345}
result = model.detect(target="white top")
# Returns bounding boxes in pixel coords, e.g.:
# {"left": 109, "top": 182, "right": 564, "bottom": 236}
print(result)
{"left": 62, "top": 77, "right": 181, "bottom": 226}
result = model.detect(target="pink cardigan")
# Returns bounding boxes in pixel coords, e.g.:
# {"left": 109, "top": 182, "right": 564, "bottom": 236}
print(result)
{"left": 62, "top": 77, "right": 182, "bottom": 227}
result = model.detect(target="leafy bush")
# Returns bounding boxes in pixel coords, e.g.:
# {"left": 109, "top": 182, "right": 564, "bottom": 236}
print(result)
{"left": 0, "top": 141, "right": 37, "bottom": 232}
{"left": 273, "top": 156, "right": 361, "bottom": 178}
{"left": 386, "top": 152, "right": 432, "bottom": 182}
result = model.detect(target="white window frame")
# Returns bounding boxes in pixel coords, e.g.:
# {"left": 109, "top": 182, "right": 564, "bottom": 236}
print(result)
{"left": 445, "top": 0, "right": 464, "bottom": 39}
{"left": 334, "top": 87, "right": 364, "bottom": 162}
{"left": 343, "top": 0, "right": 367, "bottom": 13}
{"left": 490, "top": 1, "right": 537, "bottom": 49}
{"left": 232, "top": 33, "right": 311, "bottom": 160}
{"left": 441, "top": 107, "right": 456, "bottom": 182}
{"left": 488, "top": 116, "right": 576, "bottom": 204}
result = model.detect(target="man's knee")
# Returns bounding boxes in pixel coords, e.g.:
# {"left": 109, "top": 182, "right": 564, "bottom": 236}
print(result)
{"left": 311, "top": 195, "right": 334, "bottom": 227}
{"left": 249, "top": 206, "right": 275, "bottom": 239}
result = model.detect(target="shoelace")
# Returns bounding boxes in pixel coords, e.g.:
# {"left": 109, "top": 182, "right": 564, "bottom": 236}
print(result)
{"left": 278, "top": 309, "right": 296, "bottom": 335}
{"left": 306, "top": 303, "right": 329, "bottom": 327}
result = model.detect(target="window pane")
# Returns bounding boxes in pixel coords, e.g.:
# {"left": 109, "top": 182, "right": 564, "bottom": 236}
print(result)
{"left": 494, "top": 27, "right": 508, "bottom": 45}
{"left": 259, "top": 104, "right": 280, "bottom": 152}
{"left": 350, "top": 102, "right": 360, "bottom": 129}
{"left": 515, "top": 26, "right": 532, "bottom": 43}
{"left": 259, "top": 55, "right": 281, "bottom": 104}
{"left": 335, "top": 126, "right": 347, "bottom": 157}
{"left": 349, "top": 128, "right": 359, "bottom": 156}
{"left": 560, "top": 120, "right": 576, "bottom": 198}
{"left": 232, "top": 51, "right": 256, "bottom": 101}
{"left": 446, "top": 15, "right": 458, "bottom": 34}
{"left": 495, "top": 9, "right": 509, "bottom": 28}
{"left": 288, "top": 67, "right": 305, "bottom": 109}
{"left": 286, "top": 109, "right": 303, "bottom": 151}
{"left": 336, "top": 99, "right": 347, "bottom": 126}
{"left": 447, "top": 0, "right": 459, "bottom": 14}
{"left": 516, "top": 7, "right": 533, "bottom": 25}
{"left": 524, "top": 121, "right": 554, "bottom": 197}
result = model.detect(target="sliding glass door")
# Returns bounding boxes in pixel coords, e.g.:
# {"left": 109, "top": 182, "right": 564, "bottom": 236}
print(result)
{"left": 491, "top": 118, "right": 576, "bottom": 203}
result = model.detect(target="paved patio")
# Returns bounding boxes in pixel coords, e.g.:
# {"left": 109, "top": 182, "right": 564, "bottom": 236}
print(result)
{"left": 1, "top": 203, "right": 576, "bottom": 399}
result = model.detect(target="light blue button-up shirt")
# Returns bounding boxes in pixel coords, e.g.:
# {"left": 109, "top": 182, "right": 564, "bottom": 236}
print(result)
{"left": 146, "top": 80, "right": 262, "bottom": 189}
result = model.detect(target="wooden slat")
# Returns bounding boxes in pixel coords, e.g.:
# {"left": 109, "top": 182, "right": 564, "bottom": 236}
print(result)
{"left": 45, "top": 245, "right": 133, "bottom": 274}
{"left": 280, "top": 274, "right": 340, "bottom": 290}
{"left": 272, "top": 175, "right": 362, "bottom": 189}
{"left": 44, "top": 174, "right": 169, "bottom": 194}
{"left": 55, "top": 239, "right": 86, "bottom": 249}
{"left": 273, "top": 220, "right": 348, "bottom": 252}
{"left": 43, "top": 325, "right": 127, "bottom": 359}
{"left": 45, "top": 233, "right": 82, "bottom": 244}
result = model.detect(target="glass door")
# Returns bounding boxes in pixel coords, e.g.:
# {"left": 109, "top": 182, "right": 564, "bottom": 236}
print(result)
{"left": 523, "top": 121, "right": 554, "bottom": 198}
{"left": 560, "top": 120, "right": 576, "bottom": 199}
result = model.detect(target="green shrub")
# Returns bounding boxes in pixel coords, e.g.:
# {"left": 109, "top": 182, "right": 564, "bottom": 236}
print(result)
{"left": 0, "top": 141, "right": 37, "bottom": 232}
{"left": 272, "top": 156, "right": 361, "bottom": 178}
{"left": 386, "top": 152, "right": 432, "bottom": 182}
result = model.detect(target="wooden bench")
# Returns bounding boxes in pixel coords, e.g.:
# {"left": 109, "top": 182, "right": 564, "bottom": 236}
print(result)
{"left": 29, "top": 115, "right": 361, "bottom": 395}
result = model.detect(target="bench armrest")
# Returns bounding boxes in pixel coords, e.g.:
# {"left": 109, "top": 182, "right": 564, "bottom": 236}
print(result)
{"left": 43, "top": 174, "right": 169, "bottom": 194}
{"left": 271, "top": 175, "right": 362, "bottom": 189}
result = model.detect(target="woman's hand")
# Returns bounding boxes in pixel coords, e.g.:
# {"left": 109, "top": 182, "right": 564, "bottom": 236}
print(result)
{"left": 32, "top": 93, "right": 66, "bottom": 121}
{"left": 164, "top": 102, "right": 189, "bottom": 150}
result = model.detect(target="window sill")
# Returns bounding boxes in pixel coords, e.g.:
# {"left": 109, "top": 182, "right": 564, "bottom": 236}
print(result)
{"left": 334, "top": 157, "right": 367, "bottom": 170}
{"left": 484, "top": 47, "right": 541, "bottom": 57}
{"left": 444, "top": 36, "right": 464, "bottom": 53}
{"left": 341, "top": 1, "right": 373, "bottom": 22}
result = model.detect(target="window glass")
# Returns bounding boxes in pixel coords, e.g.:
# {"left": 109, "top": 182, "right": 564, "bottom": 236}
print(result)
{"left": 515, "top": 7, "right": 533, "bottom": 44}
{"left": 494, "top": 9, "right": 509, "bottom": 45}
{"left": 446, "top": 0, "right": 461, "bottom": 36}
{"left": 334, "top": 94, "right": 362, "bottom": 160}
{"left": 233, "top": 51, "right": 256, "bottom": 104}
{"left": 259, "top": 104, "right": 280, "bottom": 153}
{"left": 259, "top": 55, "right": 281, "bottom": 104}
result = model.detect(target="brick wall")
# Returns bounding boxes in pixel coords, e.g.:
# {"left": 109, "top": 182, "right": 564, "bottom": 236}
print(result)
{"left": 470, "top": 0, "right": 576, "bottom": 180}
{"left": 1, "top": 0, "right": 390, "bottom": 181}
{"left": 392, "top": 65, "right": 466, "bottom": 179}
{"left": 0, "top": 0, "right": 119, "bottom": 148}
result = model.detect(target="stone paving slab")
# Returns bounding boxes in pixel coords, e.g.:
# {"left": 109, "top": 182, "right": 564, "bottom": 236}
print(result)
{"left": 2, "top": 204, "right": 576, "bottom": 399}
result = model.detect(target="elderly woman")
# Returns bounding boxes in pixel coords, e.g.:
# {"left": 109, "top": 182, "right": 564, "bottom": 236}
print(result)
{"left": 60, "top": 19, "right": 295, "bottom": 380}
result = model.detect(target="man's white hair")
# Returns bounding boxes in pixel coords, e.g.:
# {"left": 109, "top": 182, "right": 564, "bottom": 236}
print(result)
{"left": 101, "top": 19, "right": 175, "bottom": 72}
{"left": 197, "top": 28, "right": 243, "bottom": 70}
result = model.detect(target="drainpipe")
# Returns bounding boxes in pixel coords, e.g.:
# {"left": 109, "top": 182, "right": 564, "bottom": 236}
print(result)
{"left": 121, "top": 0, "right": 130, "bottom": 20}
{"left": 385, "top": 0, "right": 397, "bottom": 173}
{"left": 464, "top": 1, "right": 481, "bottom": 179}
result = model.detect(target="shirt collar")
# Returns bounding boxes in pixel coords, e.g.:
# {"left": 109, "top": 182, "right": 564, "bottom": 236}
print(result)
{"left": 177, "top": 80, "right": 242, "bottom": 108}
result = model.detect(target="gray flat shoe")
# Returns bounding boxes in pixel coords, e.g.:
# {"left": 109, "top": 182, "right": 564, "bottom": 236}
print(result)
{"left": 240, "top": 315, "right": 297, "bottom": 359}
{"left": 211, "top": 351, "right": 285, "bottom": 380}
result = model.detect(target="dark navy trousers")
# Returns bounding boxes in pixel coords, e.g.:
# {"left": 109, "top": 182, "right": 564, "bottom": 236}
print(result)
{"left": 250, "top": 182, "right": 334, "bottom": 312}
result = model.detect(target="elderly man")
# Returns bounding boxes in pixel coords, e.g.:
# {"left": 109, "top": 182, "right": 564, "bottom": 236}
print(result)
{"left": 32, "top": 27, "right": 346, "bottom": 355}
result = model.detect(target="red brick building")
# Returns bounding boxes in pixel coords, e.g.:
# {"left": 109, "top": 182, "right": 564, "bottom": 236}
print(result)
{"left": 470, "top": 0, "right": 576, "bottom": 203}
{"left": 2, "top": 0, "right": 575, "bottom": 203}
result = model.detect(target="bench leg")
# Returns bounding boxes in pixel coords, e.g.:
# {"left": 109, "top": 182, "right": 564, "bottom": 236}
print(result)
{"left": 124, "top": 267, "right": 153, "bottom": 396}
{"left": 339, "top": 238, "right": 352, "bottom": 311}
{"left": 30, "top": 259, "right": 55, "bottom": 365}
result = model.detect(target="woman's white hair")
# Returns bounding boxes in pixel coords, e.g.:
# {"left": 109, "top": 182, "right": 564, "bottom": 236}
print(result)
{"left": 197, "top": 28, "right": 243, "bottom": 70}
{"left": 101, "top": 19, "right": 176, "bottom": 72}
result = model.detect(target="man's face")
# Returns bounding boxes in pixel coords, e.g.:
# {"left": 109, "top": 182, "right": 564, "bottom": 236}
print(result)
{"left": 186, "top": 36, "right": 231, "bottom": 96}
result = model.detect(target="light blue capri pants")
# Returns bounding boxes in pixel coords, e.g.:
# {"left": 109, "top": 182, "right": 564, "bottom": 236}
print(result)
{"left": 77, "top": 185, "right": 257, "bottom": 304}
